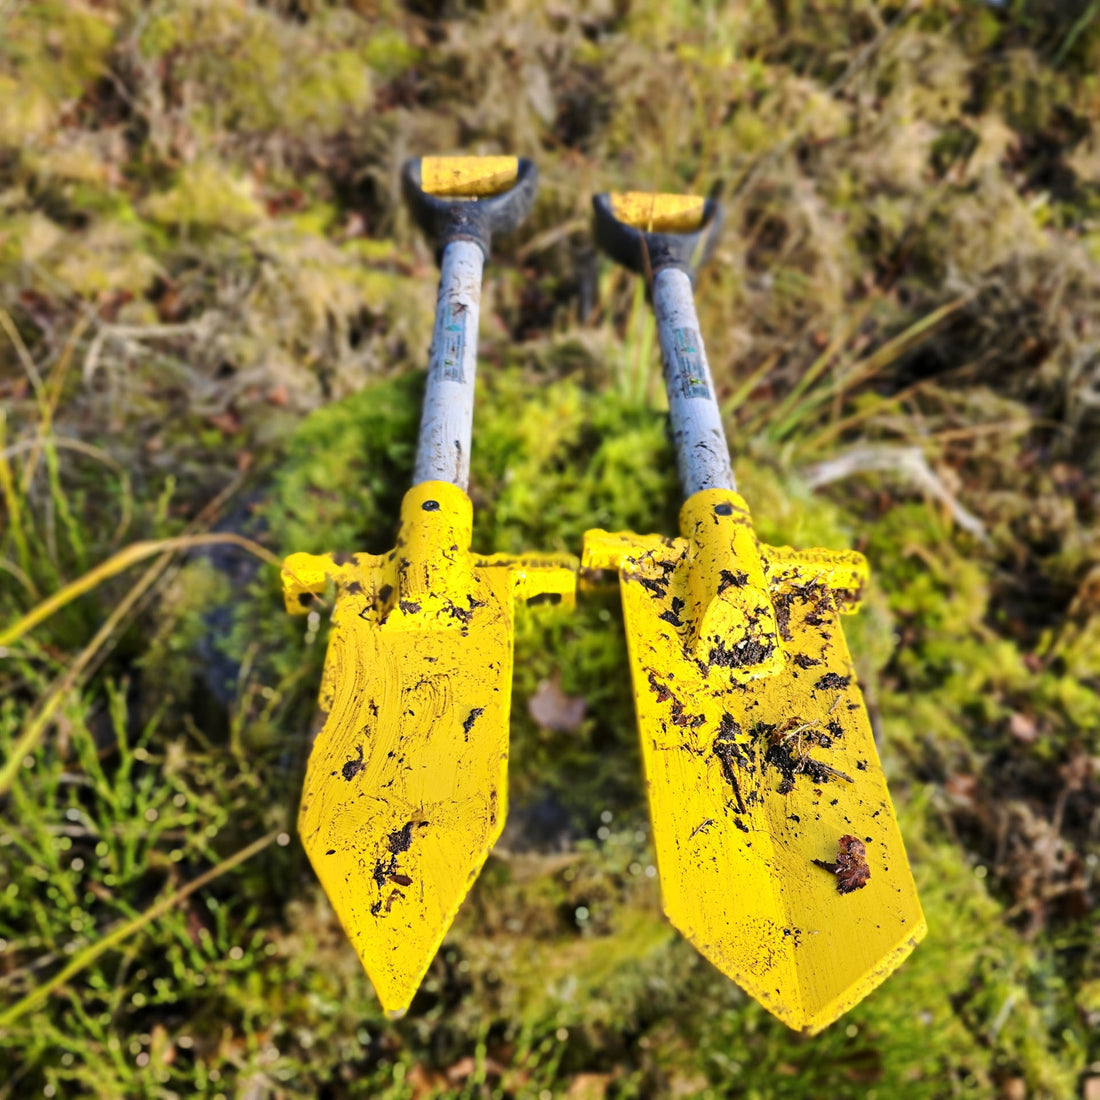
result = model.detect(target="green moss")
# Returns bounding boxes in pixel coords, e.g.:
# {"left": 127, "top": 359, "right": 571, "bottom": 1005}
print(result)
{"left": 284, "top": 48, "right": 372, "bottom": 131}
{"left": 262, "top": 372, "right": 422, "bottom": 555}
{"left": 472, "top": 370, "right": 678, "bottom": 554}
{"left": 139, "top": 1, "right": 372, "bottom": 139}
{"left": 0, "top": 2, "right": 114, "bottom": 147}
{"left": 363, "top": 27, "right": 421, "bottom": 80}
{"left": 53, "top": 221, "right": 159, "bottom": 297}
{"left": 145, "top": 160, "right": 265, "bottom": 233}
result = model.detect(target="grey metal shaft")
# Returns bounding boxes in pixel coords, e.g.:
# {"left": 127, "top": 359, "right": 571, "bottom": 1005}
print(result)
{"left": 652, "top": 266, "right": 736, "bottom": 497}
{"left": 412, "top": 239, "right": 485, "bottom": 489}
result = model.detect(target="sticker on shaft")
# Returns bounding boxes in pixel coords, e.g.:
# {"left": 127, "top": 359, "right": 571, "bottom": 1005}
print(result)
{"left": 432, "top": 300, "right": 467, "bottom": 383}
{"left": 670, "top": 327, "right": 710, "bottom": 399}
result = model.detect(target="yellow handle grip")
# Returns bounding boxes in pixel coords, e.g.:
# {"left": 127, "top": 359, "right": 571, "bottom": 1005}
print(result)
{"left": 608, "top": 192, "right": 707, "bottom": 233}
{"left": 421, "top": 156, "right": 519, "bottom": 197}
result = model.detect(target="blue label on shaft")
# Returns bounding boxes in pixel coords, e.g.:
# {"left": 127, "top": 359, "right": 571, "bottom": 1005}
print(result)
{"left": 671, "top": 327, "right": 710, "bottom": 399}
{"left": 434, "top": 300, "right": 466, "bottom": 383}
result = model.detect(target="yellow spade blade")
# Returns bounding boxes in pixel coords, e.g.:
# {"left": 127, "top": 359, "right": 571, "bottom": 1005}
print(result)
{"left": 284, "top": 481, "right": 575, "bottom": 1014}
{"left": 584, "top": 489, "right": 925, "bottom": 1034}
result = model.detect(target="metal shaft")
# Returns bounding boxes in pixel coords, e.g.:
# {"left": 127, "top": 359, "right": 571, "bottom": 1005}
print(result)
{"left": 412, "top": 239, "right": 484, "bottom": 489}
{"left": 652, "top": 266, "right": 735, "bottom": 497}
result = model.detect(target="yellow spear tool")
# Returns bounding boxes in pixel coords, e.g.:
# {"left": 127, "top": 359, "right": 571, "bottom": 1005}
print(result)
{"left": 583, "top": 190, "right": 926, "bottom": 1034}
{"left": 282, "top": 157, "right": 576, "bottom": 1015}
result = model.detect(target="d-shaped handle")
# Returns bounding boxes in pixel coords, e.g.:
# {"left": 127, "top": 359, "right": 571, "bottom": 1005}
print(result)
{"left": 592, "top": 190, "right": 722, "bottom": 281}
{"left": 403, "top": 156, "right": 539, "bottom": 263}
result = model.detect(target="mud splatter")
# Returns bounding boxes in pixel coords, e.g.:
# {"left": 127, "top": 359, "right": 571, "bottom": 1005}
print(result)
{"left": 462, "top": 707, "right": 485, "bottom": 740}
{"left": 341, "top": 745, "right": 364, "bottom": 781}
{"left": 645, "top": 670, "right": 703, "bottom": 727}
{"left": 635, "top": 575, "right": 668, "bottom": 599}
{"left": 659, "top": 596, "right": 685, "bottom": 627}
{"left": 774, "top": 591, "right": 794, "bottom": 642}
{"left": 372, "top": 859, "right": 391, "bottom": 888}
{"left": 713, "top": 715, "right": 749, "bottom": 813}
{"left": 669, "top": 699, "right": 705, "bottom": 729}
{"left": 445, "top": 599, "right": 474, "bottom": 624}
{"left": 646, "top": 670, "right": 671, "bottom": 702}
{"left": 758, "top": 720, "right": 853, "bottom": 793}
{"left": 717, "top": 569, "right": 748, "bottom": 594}
{"left": 709, "top": 633, "right": 775, "bottom": 670}
{"left": 388, "top": 822, "right": 415, "bottom": 853}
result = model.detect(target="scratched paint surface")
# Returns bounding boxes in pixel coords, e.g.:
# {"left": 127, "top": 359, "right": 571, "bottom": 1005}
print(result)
{"left": 283, "top": 481, "right": 575, "bottom": 1014}
{"left": 584, "top": 488, "right": 926, "bottom": 1034}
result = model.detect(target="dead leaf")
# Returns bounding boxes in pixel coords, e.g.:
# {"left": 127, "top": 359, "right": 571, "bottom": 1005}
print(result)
{"left": 813, "top": 834, "right": 871, "bottom": 894}
{"left": 528, "top": 674, "right": 586, "bottom": 732}
{"left": 944, "top": 772, "right": 979, "bottom": 808}
{"left": 207, "top": 410, "right": 241, "bottom": 435}
{"left": 1059, "top": 750, "right": 1095, "bottom": 791}
{"left": 407, "top": 1063, "right": 448, "bottom": 1099}
{"left": 523, "top": 61, "right": 555, "bottom": 124}
{"left": 567, "top": 1073, "right": 612, "bottom": 1099}
{"left": 1008, "top": 712, "right": 1038, "bottom": 743}
{"left": 446, "top": 1056, "right": 504, "bottom": 1083}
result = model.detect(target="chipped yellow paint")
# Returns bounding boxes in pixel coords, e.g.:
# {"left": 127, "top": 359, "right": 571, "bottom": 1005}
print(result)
{"left": 421, "top": 156, "right": 519, "bottom": 197}
{"left": 608, "top": 191, "right": 707, "bottom": 233}
{"left": 284, "top": 481, "right": 576, "bottom": 1014}
{"left": 583, "top": 488, "right": 926, "bottom": 1034}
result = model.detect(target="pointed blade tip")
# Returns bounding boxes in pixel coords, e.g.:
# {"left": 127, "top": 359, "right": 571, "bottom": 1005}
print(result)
{"left": 684, "top": 906, "right": 927, "bottom": 1035}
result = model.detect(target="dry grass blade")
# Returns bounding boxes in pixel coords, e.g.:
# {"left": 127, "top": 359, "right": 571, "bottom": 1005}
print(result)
{"left": 0, "top": 409, "right": 36, "bottom": 595}
{"left": 835, "top": 294, "right": 974, "bottom": 393}
{"left": 0, "top": 557, "right": 37, "bottom": 600}
{"left": 1, "top": 435, "right": 134, "bottom": 545}
{"left": 721, "top": 349, "right": 780, "bottom": 418}
{"left": 764, "top": 299, "right": 878, "bottom": 436}
{"left": 0, "top": 305, "right": 45, "bottom": 405}
{"left": 802, "top": 444, "right": 988, "bottom": 542}
{"left": 0, "top": 531, "right": 298, "bottom": 797}
{"left": 770, "top": 294, "right": 974, "bottom": 442}
{"left": 0, "top": 533, "right": 283, "bottom": 649}
{"left": 0, "top": 830, "right": 278, "bottom": 1030}
{"left": 514, "top": 215, "right": 589, "bottom": 263}
{"left": 0, "top": 547, "right": 176, "bottom": 796}
{"left": 19, "top": 315, "right": 92, "bottom": 495}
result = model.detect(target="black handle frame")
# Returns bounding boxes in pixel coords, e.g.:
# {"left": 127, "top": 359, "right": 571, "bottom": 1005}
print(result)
{"left": 591, "top": 192, "right": 722, "bottom": 282}
{"left": 402, "top": 157, "right": 539, "bottom": 263}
